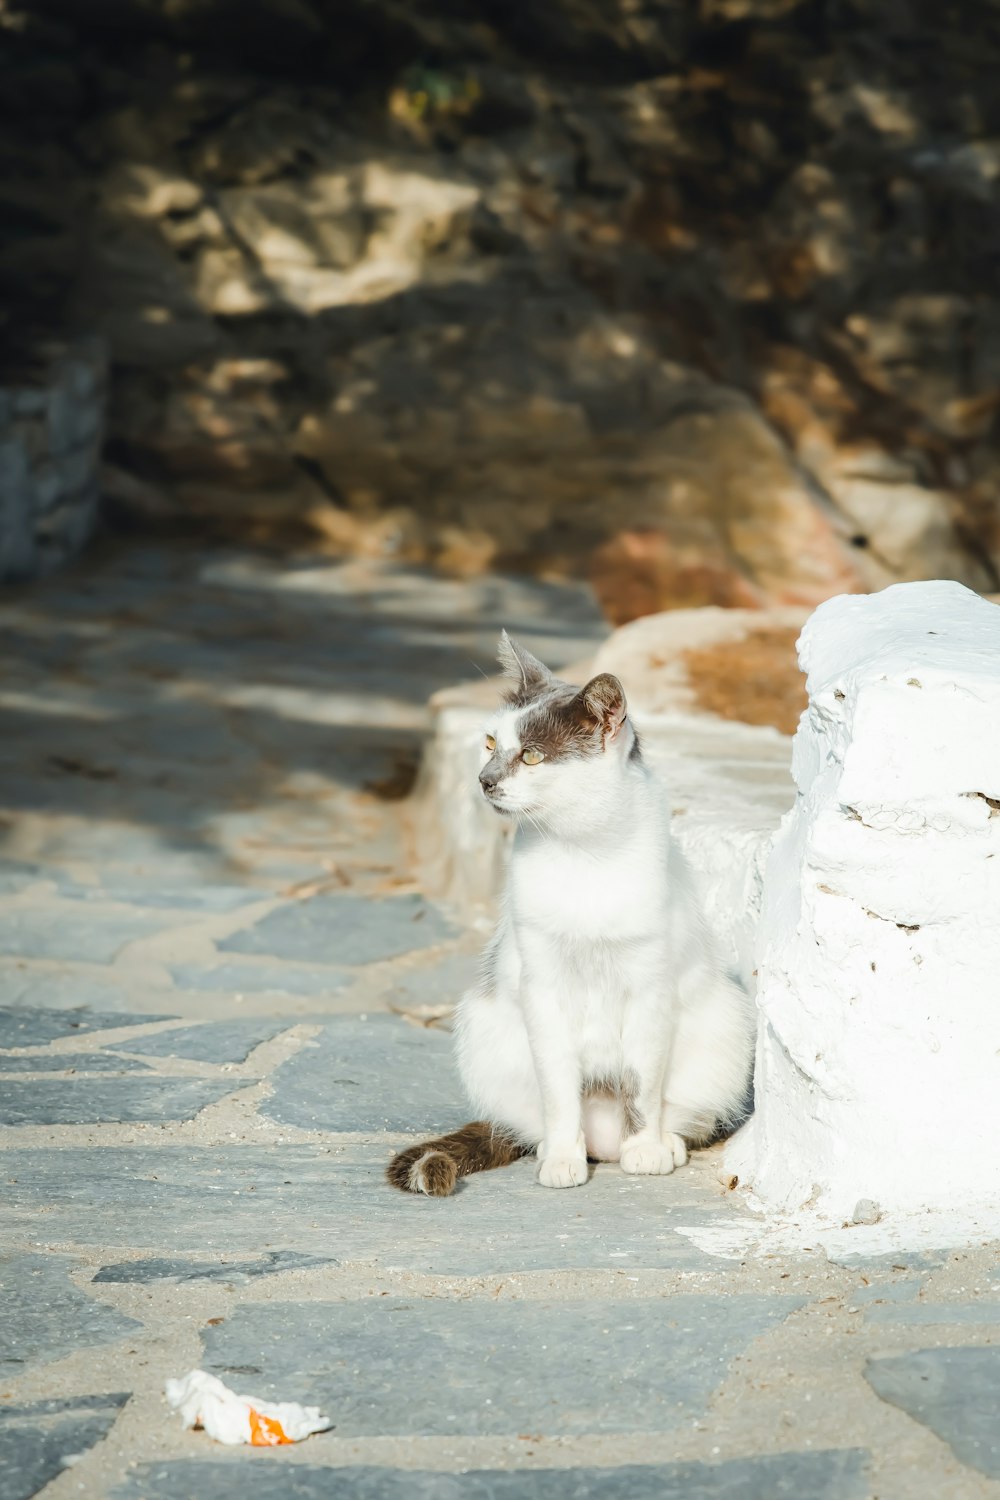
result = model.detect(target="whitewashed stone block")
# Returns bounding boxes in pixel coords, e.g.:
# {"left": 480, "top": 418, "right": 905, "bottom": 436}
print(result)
{"left": 729, "top": 580, "right": 1000, "bottom": 1222}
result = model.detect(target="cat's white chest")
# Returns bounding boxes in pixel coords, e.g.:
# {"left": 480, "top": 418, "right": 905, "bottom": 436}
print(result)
{"left": 509, "top": 838, "right": 661, "bottom": 942}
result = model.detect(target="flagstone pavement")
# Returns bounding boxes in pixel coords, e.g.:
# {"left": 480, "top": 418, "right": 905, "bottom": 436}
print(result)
{"left": 2, "top": 541, "right": 1000, "bottom": 1500}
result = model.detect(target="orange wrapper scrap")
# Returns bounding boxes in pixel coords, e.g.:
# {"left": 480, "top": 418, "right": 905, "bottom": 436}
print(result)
{"left": 165, "top": 1369, "right": 331, "bottom": 1446}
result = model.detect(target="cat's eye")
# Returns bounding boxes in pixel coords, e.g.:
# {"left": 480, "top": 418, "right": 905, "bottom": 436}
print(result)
{"left": 485, "top": 734, "right": 496, "bottom": 752}
{"left": 522, "top": 747, "right": 544, "bottom": 766}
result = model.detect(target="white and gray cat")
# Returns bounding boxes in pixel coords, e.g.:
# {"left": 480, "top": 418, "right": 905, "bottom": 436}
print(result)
{"left": 388, "top": 633, "right": 754, "bottom": 1195}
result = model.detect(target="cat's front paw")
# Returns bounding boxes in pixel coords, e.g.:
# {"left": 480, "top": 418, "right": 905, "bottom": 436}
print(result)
{"left": 620, "top": 1135, "right": 685, "bottom": 1176}
{"left": 663, "top": 1131, "right": 688, "bottom": 1168}
{"left": 537, "top": 1154, "right": 589, "bottom": 1189}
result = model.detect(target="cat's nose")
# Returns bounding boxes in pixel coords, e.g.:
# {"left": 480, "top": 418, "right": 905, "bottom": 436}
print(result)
{"left": 479, "top": 768, "right": 499, "bottom": 795}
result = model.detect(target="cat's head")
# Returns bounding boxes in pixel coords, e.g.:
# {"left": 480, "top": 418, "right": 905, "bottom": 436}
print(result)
{"left": 478, "top": 632, "right": 638, "bottom": 830}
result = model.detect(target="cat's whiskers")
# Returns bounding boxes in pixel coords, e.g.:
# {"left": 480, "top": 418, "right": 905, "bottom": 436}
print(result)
{"left": 518, "top": 807, "right": 550, "bottom": 841}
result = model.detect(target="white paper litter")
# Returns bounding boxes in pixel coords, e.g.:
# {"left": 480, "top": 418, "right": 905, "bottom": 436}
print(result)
{"left": 165, "top": 1369, "right": 331, "bottom": 1446}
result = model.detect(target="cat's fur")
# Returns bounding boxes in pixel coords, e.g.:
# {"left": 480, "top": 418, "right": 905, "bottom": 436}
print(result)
{"left": 387, "top": 633, "right": 755, "bottom": 1195}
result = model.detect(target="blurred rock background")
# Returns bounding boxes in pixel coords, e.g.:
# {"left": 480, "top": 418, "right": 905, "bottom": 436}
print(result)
{"left": 2, "top": 0, "right": 998, "bottom": 616}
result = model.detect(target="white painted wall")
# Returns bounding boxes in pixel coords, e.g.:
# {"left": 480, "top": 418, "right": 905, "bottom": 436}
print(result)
{"left": 728, "top": 581, "right": 1000, "bottom": 1223}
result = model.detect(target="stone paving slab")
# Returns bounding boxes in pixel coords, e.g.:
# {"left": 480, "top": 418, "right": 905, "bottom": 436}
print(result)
{"left": 111, "top": 1019, "right": 289, "bottom": 1063}
{"left": 1, "top": 1393, "right": 130, "bottom": 1500}
{"left": 92, "top": 1250, "right": 337, "bottom": 1285}
{"left": 0, "top": 904, "right": 190, "bottom": 963}
{"left": 0, "top": 1077, "right": 242, "bottom": 1125}
{"left": 3, "top": 544, "right": 995, "bottom": 1499}
{"left": 0, "top": 976, "right": 170, "bottom": 1013}
{"left": 0, "top": 1254, "right": 141, "bottom": 1377}
{"left": 381, "top": 951, "right": 479, "bottom": 1010}
{"left": 0, "top": 1005, "right": 176, "bottom": 1045}
{"left": 853, "top": 1278, "right": 923, "bottom": 1305}
{"left": 828, "top": 1248, "right": 948, "bottom": 1272}
{"left": 202, "top": 1295, "right": 803, "bottom": 1436}
{"left": 864, "top": 1299, "right": 1000, "bottom": 1326}
{"left": 220, "top": 894, "right": 457, "bottom": 966}
{"left": 262, "top": 1016, "right": 466, "bottom": 1134}
{"left": 113, "top": 1453, "right": 870, "bottom": 1500}
{"left": 0, "top": 1052, "right": 150, "bottom": 1072}
{"left": 0, "top": 860, "right": 79, "bottom": 894}
{"left": 865, "top": 1348, "right": 1000, "bottom": 1479}
{"left": 1, "top": 1146, "right": 736, "bottom": 1272}
{"left": 168, "top": 962, "right": 350, "bottom": 997}
{"left": 72, "top": 884, "right": 261, "bottom": 911}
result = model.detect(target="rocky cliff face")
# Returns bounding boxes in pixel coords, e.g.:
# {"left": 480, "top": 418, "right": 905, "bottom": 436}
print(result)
{"left": 3, "top": 0, "right": 999, "bottom": 613}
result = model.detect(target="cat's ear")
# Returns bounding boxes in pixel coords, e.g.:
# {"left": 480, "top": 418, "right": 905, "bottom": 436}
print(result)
{"left": 581, "top": 673, "right": 627, "bottom": 743}
{"left": 497, "top": 631, "right": 553, "bottom": 700}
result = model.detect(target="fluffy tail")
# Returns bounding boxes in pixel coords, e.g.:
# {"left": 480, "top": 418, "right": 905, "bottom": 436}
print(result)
{"left": 387, "top": 1121, "right": 527, "bottom": 1197}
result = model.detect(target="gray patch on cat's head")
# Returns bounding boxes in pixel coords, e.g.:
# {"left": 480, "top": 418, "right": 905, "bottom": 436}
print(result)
{"left": 485, "top": 637, "right": 637, "bottom": 823}
{"left": 515, "top": 682, "right": 602, "bottom": 762}
{"left": 516, "top": 672, "right": 629, "bottom": 763}
{"left": 496, "top": 632, "right": 632, "bottom": 759}
{"left": 581, "top": 673, "right": 627, "bottom": 737}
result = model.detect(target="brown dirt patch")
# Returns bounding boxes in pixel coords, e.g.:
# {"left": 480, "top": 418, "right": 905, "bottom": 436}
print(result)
{"left": 681, "top": 626, "right": 806, "bottom": 736}
{"left": 590, "top": 529, "right": 764, "bottom": 625}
